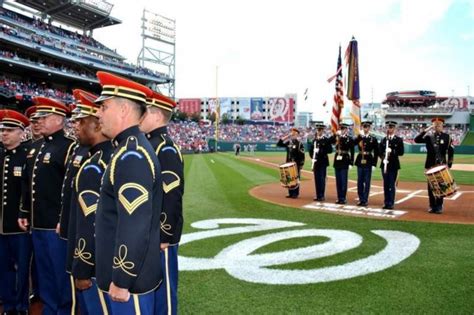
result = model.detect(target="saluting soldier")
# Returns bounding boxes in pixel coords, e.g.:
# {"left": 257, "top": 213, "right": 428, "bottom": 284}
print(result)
{"left": 277, "top": 128, "right": 305, "bottom": 198}
{"left": 354, "top": 121, "right": 379, "bottom": 206}
{"left": 379, "top": 121, "right": 404, "bottom": 210}
{"left": 308, "top": 122, "right": 333, "bottom": 201}
{"left": 331, "top": 123, "right": 354, "bottom": 204}
{"left": 65, "top": 89, "right": 113, "bottom": 314}
{"left": 17, "top": 97, "right": 75, "bottom": 315}
{"left": 0, "top": 110, "right": 32, "bottom": 315}
{"left": 414, "top": 118, "right": 454, "bottom": 214}
{"left": 94, "top": 71, "right": 163, "bottom": 314}
{"left": 140, "top": 91, "right": 184, "bottom": 315}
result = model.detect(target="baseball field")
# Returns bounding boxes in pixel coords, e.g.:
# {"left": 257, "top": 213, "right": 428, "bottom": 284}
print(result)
{"left": 179, "top": 152, "right": 474, "bottom": 314}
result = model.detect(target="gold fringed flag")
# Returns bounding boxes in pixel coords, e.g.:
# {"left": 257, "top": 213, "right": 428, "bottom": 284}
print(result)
{"left": 346, "top": 36, "right": 361, "bottom": 135}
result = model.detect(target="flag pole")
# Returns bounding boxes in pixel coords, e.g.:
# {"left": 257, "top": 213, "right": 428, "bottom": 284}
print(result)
{"left": 215, "top": 65, "right": 219, "bottom": 151}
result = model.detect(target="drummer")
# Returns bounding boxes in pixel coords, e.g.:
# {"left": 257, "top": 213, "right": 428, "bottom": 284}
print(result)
{"left": 414, "top": 118, "right": 454, "bottom": 214}
{"left": 277, "top": 128, "right": 305, "bottom": 198}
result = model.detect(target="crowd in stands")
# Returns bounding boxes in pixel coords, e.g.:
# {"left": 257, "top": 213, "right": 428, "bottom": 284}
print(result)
{"left": 0, "top": 48, "right": 96, "bottom": 80}
{"left": 386, "top": 105, "right": 455, "bottom": 113}
{"left": 0, "top": 7, "right": 169, "bottom": 80}
{"left": 0, "top": 76, "right": 74, "bottom": 103}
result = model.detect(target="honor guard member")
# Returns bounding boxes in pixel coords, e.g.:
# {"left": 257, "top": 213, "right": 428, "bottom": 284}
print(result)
{"left": 354, "top": 121, "right": 379, "bottom": 206}
{"left": 66, "top": 89, "right": 113, "bottom": 314}
{"left": 308, "top": 122, "right": 333, "bottom": 201}
{"left": 58, "top": 114, "right": 89, "bottom": 241}
{"left": 140, "top": 91, "right": 184, "bottom": 315}
{"left": 414, "top": 118, "right": 454, "bottom": 214}
{"left": 379, "top": 121, "right": 404, "bottom": 209}
{"left": 94, "top": 71, "right": 163, "bottom": 315}
{"left": 331, "top": 123, "right": 354, "bottom": 204}
{"left": 0, "top": 110, "right": 32, "bottom": 315}
{"left": 18, "top": 97, "right": 75, "bottom": 315}
{"left": 277, "top": 128, "right": 305, "bottom": 198}
{"left": 25, "top": 106, "right": 43, "bottom": 143}
{"left": 21, "top": 105, "right": 43, "bottom": 304}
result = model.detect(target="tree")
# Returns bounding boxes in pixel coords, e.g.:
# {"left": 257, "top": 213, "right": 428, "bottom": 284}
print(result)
{"left": 221, "top": 113, "right": 230, "bottom": 125}
{"left": 235, "top": 116, "right": 246, "bottom": 125}
{"left": 189, "top": 112, "right": 201, "bottom": 122}
{"left": 173, "top": 110, "right": 188, "bottom": 121}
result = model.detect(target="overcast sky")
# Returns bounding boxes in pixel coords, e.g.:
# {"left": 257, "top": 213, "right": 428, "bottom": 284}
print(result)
{"left": 94, "top": 0, "right": 474, "bottom": 114}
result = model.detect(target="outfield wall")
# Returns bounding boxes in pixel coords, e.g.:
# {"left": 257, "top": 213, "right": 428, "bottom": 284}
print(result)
{"left": 207, "top": 139, "right": 474, "bottom": 154}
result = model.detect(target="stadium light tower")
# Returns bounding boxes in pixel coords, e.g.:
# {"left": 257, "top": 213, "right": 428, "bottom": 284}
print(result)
{"left": 137, "top": 8, "right": 176, "bottom": 98}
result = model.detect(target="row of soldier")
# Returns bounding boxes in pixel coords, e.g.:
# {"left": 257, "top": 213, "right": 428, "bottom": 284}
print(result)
{"left": 0, "top": 71, "right": 184, "bottom": 315}
{"left": 278, "top": 118, "right": 454, "bottom": 212}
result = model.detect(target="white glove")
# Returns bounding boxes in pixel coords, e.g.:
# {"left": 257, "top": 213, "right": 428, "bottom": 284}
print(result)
{"left": 383, "top": 159, "right": 388, "bottom": 165}
{"left": 349, "top": 165, "right": 353, "bottom": 170}
{"left": 372, "top": 166, "right": 376, "bottom": 171}
{"left": 336, "top": 130, "right": 342, "bottom": 136}
{"left": 386, "top": 147, "right": 392, "bottom": 153}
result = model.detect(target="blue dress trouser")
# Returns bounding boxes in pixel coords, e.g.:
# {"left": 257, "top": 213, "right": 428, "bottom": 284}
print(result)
{"left": 99, "top": 289, "right": 155, "bottom": 315}
{"left": 0, "top": 233, "right": 32, "bottom": 312}
{"left": 313, "top": 166, "right": 327, "bottom": 199}
{"left": 31, "top": 230, "right": 72, "bottom": 315}
{"left": 335, "top": 168, "right": 348, "bottom": 202}
{"left": 155, "top": 245, "right": 179, "bottom": 315}
{"left": 357, "top": 166, "right": 372, "bottom": 204}
{"left": 382, "top": 169, "right": 398, "bottom": 207}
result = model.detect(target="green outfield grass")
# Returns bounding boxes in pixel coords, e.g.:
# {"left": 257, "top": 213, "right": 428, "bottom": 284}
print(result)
{"left": 180, "top": 153, "right": 474, "bottom": 314}
{"left": 461, "top": 132, "right": 474, "bottom": 145}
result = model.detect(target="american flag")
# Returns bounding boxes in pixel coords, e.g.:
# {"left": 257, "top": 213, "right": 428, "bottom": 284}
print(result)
{"left": 331, "top": 45, "right": 344, "bottom": 133}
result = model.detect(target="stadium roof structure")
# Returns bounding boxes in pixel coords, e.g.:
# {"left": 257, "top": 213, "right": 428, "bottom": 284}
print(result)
{"left": 11, "top": 0, "right": 121, "bottom": 30}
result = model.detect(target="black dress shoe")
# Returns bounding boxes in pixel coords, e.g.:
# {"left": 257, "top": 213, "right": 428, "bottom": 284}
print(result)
{"left": 285, "top": 195, "right": 292, "bottom": 198}
{"left": 383, "top": 205, "right": 394, "bottom": 210}
{"left": 317, "top": 197, "right": 325, "bottom": 201}
{"left": 358, "top": 202, "right": 368, "bottom": 207}
{"left": 313, "top": 197, "right": 318, "bottom": 201}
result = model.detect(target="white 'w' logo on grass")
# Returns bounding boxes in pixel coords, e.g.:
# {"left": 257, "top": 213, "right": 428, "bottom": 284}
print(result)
{"left": 179, "top": 218, "right": 420, "bottom": 285}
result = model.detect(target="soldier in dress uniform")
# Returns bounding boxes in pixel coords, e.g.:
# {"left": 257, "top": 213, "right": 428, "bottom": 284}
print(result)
{"left": 0, "top": 110, "right": 31, "bottom": 315}
{"left": 277, "top": 128, "right": 305, "bottom": 198}
{"left": 140, "top": 91, "right": 184, "bottom": 315}
{"left": 414, "top": 118, "right": 454, "bottom": 214}
{"left": 17, "top": 97, "right": 75, "bottom": 315}
{"left": 65, "top": 89, "right": 113, "bottom": 315}
{"left": 25, "top": 106, "right": 43, "bottom": 143}
{"left": 379, "top": 121, "right": 404, "bottom": 209}
{"left": 22, "top": 105, "right": 42, "bottom": 304}
{"left": 354, "top": 121, "right": 379, "bottom": 206}
{"left": 57, "top": 115, "right": 89, "bottom": 242}
{"left": 331, "top": 123, "right": 354, "bottom": 204}
{"left": 308, "top": 122, "right": 333, "bottom": 201}
{"left": 94, "top": 71, "right": 163, "bottom": 315}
